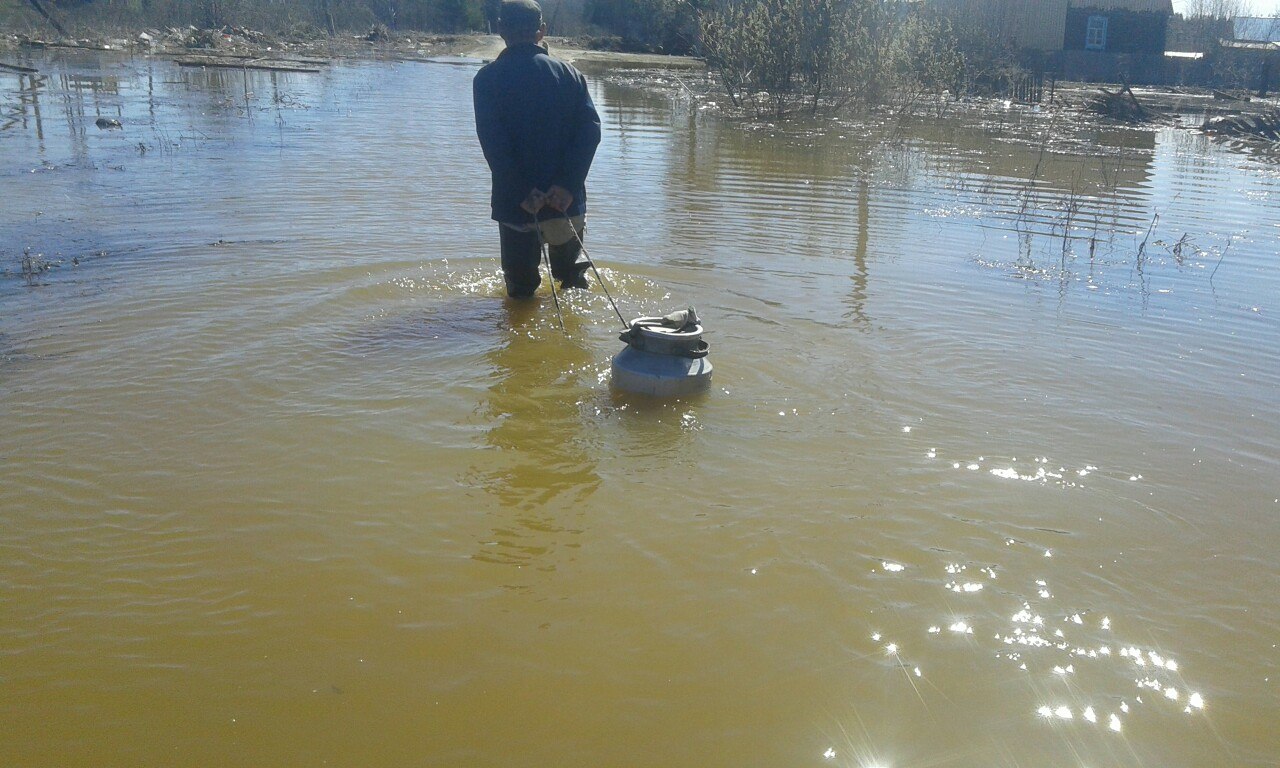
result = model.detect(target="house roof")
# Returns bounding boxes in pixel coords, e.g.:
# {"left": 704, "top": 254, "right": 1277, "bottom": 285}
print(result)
{"left": 1233, "top": 17, "right": 1280, "bottom": 43}
{"left": 1068, "top": 0, "right": 1173, "bottom": 12}
{"left": 1220, "top": 39, "right": 1280, "bottom": 51}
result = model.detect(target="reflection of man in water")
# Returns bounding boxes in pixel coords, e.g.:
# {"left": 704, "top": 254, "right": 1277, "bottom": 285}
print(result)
{"left": 476, "top": 300, "right": 601, "bottom": 510}
{"left": 468, "top": 301, "right": 600, "bottom": 575}
{"left": 473, "top": 0, "right": 602, "bottom": 298}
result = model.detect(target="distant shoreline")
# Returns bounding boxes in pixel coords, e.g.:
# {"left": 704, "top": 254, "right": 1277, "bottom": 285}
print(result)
{"left": 0, "top": 25, "right": 702, "bottom": 70}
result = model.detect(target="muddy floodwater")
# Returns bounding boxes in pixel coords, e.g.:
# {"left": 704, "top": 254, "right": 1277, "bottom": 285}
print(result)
{"left": 2, "top": 50, "right": 1278, "bottom": 767}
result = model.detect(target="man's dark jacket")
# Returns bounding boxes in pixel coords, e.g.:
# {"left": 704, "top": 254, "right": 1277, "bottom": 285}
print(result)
{"left": 473, "top": 42, "right": 602, "bottom": 224}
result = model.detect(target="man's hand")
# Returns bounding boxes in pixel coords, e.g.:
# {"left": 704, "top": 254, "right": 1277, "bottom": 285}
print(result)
{"left": 520, "top": 188, "right": 546, "bottom": 214}
{"left": 545, "top": 186, "right": 574, "bottom": 213}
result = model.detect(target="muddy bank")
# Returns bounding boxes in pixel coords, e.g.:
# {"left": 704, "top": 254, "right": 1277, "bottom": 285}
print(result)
{"left": 0, "top": 26, "right": 703, "bottom": 71}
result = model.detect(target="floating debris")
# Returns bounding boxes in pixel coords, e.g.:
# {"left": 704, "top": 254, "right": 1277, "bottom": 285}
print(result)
{"left": 1203, "top": 110, "right": 1280, "bottom": 142}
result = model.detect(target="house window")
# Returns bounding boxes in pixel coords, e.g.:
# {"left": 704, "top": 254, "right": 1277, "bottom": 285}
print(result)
{"left": 1085, "top": 15, "right": 1108, "bottom": 51}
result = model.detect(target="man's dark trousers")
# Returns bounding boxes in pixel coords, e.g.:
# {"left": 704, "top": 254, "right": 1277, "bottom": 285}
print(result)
{"left": 499, "top": 225, "right": 583, "bottom": 299}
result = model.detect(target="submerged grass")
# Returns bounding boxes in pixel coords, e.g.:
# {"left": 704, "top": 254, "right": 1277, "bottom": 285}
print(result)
{"left": 18, "top": 247, "right": 53, "bottom": 286}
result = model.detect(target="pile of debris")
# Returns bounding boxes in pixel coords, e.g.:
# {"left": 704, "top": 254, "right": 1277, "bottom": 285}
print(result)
{"left": 1203, "top": 110, "right": 1280, "bottom": 142}
{"left": 1087, "top": 85, "right": 1161, "bottom": 123}
{"left": 168, "top": 25, "right": 282, "bottom": 53}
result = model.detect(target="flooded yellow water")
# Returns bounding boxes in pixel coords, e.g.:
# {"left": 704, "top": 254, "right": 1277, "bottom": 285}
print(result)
{"left": 2, "top": 51, "right": 1279, "bottom": 767}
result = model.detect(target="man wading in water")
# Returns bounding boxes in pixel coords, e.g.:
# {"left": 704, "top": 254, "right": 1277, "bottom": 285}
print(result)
{"left": 473, "top": 0, "right": 602, "bottom": 299}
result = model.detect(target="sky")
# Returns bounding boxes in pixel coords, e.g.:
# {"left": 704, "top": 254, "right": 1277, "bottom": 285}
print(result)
{"left": 1172, "top": 0, "right": 1280, "bottom": 16}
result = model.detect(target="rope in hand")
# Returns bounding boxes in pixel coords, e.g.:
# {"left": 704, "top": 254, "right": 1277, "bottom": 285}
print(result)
{"left": 564, "top": 216, "right": 629, "bottom": 330}
{"left": 531, "top": 205, "right": 629, "bottom": 332}
{"left": 530, "top": 208, "right": 566, "bottom": 336}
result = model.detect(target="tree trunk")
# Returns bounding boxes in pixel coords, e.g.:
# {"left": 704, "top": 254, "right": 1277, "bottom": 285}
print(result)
{"left": 322, "top": 0, "right": 337, "bottom": 36}
{"left": 25, "top": 0, "right": 69, "bottom": 37}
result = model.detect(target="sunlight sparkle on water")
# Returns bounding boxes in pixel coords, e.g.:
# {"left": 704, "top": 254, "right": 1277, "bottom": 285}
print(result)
{"left": 1011, "top": 606, "right": 1045, "bottom": 626}
{"left": 990, "top": 466, "right": 1065, "bottom": 483}
{"left": 978, "top": 570, "right": 1213, "bottom": 740}
{"left": 933, "top": 450, "right": 1110, "bottom": 488}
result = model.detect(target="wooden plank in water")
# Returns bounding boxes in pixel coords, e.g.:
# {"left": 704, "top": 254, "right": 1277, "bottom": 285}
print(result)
{"left": 176, "top": 58, "right": 321, "bottom": 73}
{"left": 0, "top": 62, "right": 40, "bottom": 74}
{"left": 20, "top": 39, "right": 114, "bottom": 51}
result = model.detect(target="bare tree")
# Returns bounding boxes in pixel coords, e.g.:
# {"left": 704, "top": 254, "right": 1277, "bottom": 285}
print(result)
{"left": 25, "top": 0, "right": 69, "bottom": 35}
{"left": 1182, "top": 0, "right": 1252, "bottom": 19}
{"left": 368, "top": 0, "right": 400, "bottom": 29}
{"left": 321, "top": 0, "right": 338, "bottom": 35}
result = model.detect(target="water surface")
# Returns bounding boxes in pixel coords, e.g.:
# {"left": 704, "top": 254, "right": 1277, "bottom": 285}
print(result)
{"left": 2, "top": 50, "right": 1278, "bottom": 767}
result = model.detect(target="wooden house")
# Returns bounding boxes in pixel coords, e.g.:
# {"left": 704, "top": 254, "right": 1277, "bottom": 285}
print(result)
{"left": 1064, "top": 0, "right": 1173, "bottom": 55}
{"left": 927, "top": 0, "right": 1069, "bottom": 51}
{"left": 930, "top": 0, "right": 1175, "bottom": 82}
{"left": 1218, "top": 17, "right": 1280, "bottom": 96}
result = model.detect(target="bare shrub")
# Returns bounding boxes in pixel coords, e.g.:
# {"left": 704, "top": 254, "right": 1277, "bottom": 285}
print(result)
{"left": 699, "top": 0, "right": 961, "bottom": 118}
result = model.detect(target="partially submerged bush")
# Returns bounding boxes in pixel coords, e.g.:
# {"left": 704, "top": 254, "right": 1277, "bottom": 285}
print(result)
{"left": 699, "top": 0, "right": 962, "bottom": 118}
{"left": 587, "top": 0, "right": 699, "bottom": 54}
